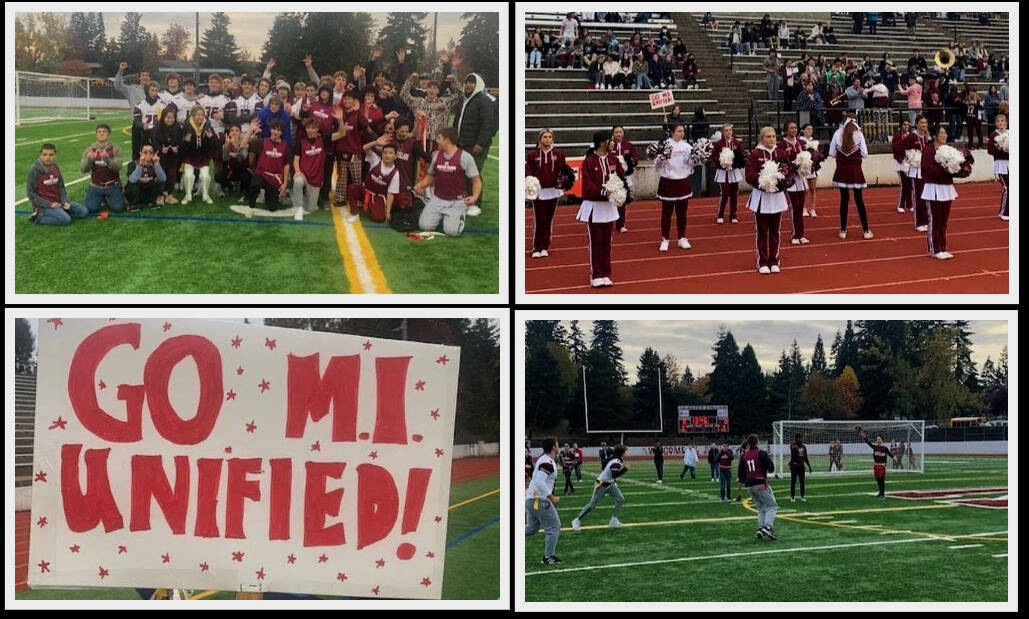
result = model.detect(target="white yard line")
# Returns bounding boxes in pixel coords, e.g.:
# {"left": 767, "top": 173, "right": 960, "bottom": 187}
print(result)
{"left": 948, "top": 544, "right": 985, "bottom": 549}
{"left": 992, "top": 553, "right": 1008, "bottom": 558}
{"left": 16, "top": 130, "right": 112, "bottom": 147}
{"left": 806, "top": 515, "right": 835, "bottom": 520}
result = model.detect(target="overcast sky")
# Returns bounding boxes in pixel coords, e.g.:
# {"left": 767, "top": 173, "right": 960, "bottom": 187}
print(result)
{"left": 560, "top": 320, "right": 1009, "bottom": 383}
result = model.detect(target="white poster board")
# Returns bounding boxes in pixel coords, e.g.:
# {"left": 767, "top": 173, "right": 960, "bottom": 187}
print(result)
{"left": 28, "top": 318, "right": 460, "bottom": 599}
{"left": 649, "top": 89, "right": 675, "bottom": 110}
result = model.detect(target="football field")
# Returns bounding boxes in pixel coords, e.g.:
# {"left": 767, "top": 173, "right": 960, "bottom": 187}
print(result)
{"left": 13, "top": 112, "right": 499, "bottom": 294}
{"left": 525, "top": 456, "right": 1008, "bottom": 602}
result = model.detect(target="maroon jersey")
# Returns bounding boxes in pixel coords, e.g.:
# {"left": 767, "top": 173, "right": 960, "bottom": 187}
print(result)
{"left": 610, "top": 138, "right": 639, "bottom": 171}
{"left": 580, "top": 151, "right": 625, "bottom": 201}
{"left": 920, "top": 142, "right": 957, "bottom": 185}
{"left": 296, "top": 133, "right": 328, "bottom": 187}
{"left": 34, "top": 163, "right": 64, "bottom": 204}
{"left": 430, "top": 148, "right": 472, "bottom": 201}
{"left": 336, "top": 109, "right": 371, "bottom": 156}
{"left": 744, "top": 145, "right": 780, "bottom": 188}
{"left": 864, "top": 439, "right": 892, "bottom": 464}
{"left": 133, "top": 162, "right": 159, "bottom": 186}
{"left": 789, "top": 443, "right": 811, "bottom": 469}
{"left": 254, "top": 137, "right": 291, "bottom": 186}
{"left": 717, "top": 448, "right": 734, "bottom": 470}
{"left": 307, "top": 101, "right": 336, "bottom": 136}
{"left": 525, "top": 146, "right": 567, "bottom": 189}
{"left": 776, "top": 136, "right": 806, "bottom": 161}
{"left": 891, "top": 130, "right": 911, "bottom": 163}
{"left": 987, "top": 130, "right": 1008, "bottom": 161}
{"left": 364, "top": 161, "right": 399, "bottom": 196}
{"left": 88, "top": 145, "right": 121, "bottom": 187}
{"left": 739, "top": 447, "right": 772, "bottom": 485}
{"left": 390, "top": 136, "right": 425, "bottom": 195}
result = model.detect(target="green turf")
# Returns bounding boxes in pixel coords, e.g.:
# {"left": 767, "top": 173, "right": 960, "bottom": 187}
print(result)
{"left": 16, "top": 472, "right": 499, "bottom": 600}
{"left": 526, "top": 457, "right": 1008, "bottom": 602}
{"left": 14, "top": 116, "right": 499, "bottom": 294}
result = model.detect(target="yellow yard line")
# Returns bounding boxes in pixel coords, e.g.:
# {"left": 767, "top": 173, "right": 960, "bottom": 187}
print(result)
{"left": 329, "top": 203, "right": 366, "bottom": 293}
{"left": 450, "top": 488, "right": 500, "bottom": 511}
{"left": 350, "top": 216, "right": 391, "bottom": 293}
{"left": 188, "top": 589, "right": 221, "bottom": 600}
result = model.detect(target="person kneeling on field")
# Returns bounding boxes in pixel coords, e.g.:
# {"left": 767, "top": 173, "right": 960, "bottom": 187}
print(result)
{"left": 345, "top": 134, "right": 401, "bottom": 224}
{"left": 294, "top": 114, "right": 346, "bottom": 220}
{"left": 124, "top": 144, "right": 167, "bottom": 209}
{"left": 216, "top": 124, "right": 252, "bottom": 196}
{"left": 80, "top": 124, "right": 125, "bottom": 214}
{"left": 246, "top": 119, "right": 292, "bottom": 212}
{"left": 413, "top": 127, "right": 482, "bottom": 237}
{"left": 27, "top": 143, "right": 89, "bottom": 225}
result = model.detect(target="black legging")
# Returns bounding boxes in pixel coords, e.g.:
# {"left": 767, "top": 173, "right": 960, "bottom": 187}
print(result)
{"left": 654, "top": 459, "right": 664, "bottom": 481}
{"left": 839, "top": 188, "right": 869, "bottom": 232}
{"left": 563, "top": 470, "right": 575, "bottom": 493}
{"left": 661, "top": 199, "right": 688, "bottom": 239}
{"left": 875, "top": 475, "right": 886, "bottom": 496}
{"left": 790, "top": 465, "right": 807, "bottom": 498}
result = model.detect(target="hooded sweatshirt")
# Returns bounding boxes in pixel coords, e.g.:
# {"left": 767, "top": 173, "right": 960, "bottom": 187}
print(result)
{"left": 26, "top": 158, "right": 69, "bottom": 209}
{"left": 80, "top": 140, "right": 123, "bottom": 187}
{"left": 453, "top": 73, "right": 497, "bottom": 151}
{"left": 112, "top": 67, "right": 146, "bottom": 108}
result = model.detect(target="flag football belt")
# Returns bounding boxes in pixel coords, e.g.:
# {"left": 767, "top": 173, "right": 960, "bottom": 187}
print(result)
{"left": 533, "top": 498, "right": 540, "bottom": 510}
{"left": 594, "top": 480, "right": 612, "bottom": 490}
{"left": 362, "top": 188, "right": 387, "bottom": 213}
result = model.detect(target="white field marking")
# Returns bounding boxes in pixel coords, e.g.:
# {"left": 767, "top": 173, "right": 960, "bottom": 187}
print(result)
{"left": 993, "top": 554, "right": 1008, "bottom": 558}
{"left": 526, "top": 535, "right": 960, "bottom": 576}
{"left": 948, "top": 544, "right": 985, "bottom": 549}
{"left": 14, "top": 161, "right": 130, "bottom": 206}
{"left": 488, "top": 155, "right": 500, "bottom": 161}
{"left": 833, "top": 520, "right": 858, "bottom": 524}
{"left": 340, "top": 213, "right": 376, "bottom": 293}
{"left": 15, "top": 129, "right": 112, "bottom": 147}
{"left": 556, "top": 498, "right": 725, "bottom": 511}
{"left": 855, "top": 524, "right": 884, "bottom": 529}
{"left": 881, "top": 530, "right": 913, "bottom": 535}
{"left": 806, "top": 515, "right": 835, "bottom": 520}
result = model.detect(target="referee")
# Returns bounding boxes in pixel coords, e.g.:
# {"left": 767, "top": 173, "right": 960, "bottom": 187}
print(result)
{"left": 789, "top": 433, "right": 813, "bottom": 502}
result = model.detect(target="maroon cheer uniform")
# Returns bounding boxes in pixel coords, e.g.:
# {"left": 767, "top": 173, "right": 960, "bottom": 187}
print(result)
{"left": 576, "top": 150, "right": 625, "bottom": 283}
{"left": 987, "top": 129, "right": 1009, "bottom": 218}
{"left": 745, "top": 145, "right": 789, "bottom": 269}
{"left": 711, "top": 137, "right": 747, "bottom": 221}
{"left": 610, "top": 138, "right": 639, "bottom": 229}
{"left": 776, "top": 136, "right": 809, "bottom": 240}
{"left": 526, "top": 145, "right": 568, "bottom": 253}
{"left": 891, "top": 129, "right": 914, "bottom": 212}
{"left": 920, "top": 142, "right": 960, "bottom": 255}
{"left": 899, "top": 131, "right": 931, "bottom": 228}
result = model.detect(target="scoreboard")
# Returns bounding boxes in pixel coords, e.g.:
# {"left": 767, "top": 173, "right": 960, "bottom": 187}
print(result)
{"left": 678, "top": 405, "right": 729, "bottom": 433}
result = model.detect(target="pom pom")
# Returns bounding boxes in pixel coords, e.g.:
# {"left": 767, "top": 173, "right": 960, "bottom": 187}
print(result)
{"left": 935, "top": 144, "right": 965, "bottom": 174}
{"left": 793, "top": 150, "right": 813, "bottom": 177}
{"left": 689, "top": 137, "right": 713, "bottom": 166}
{"left": 557, "top": 164, "right": 577, "bottom": 191}
{"left": 525, "top": 176, "right": 541, "bottom": 201}
{"left": 995, "top": 131, "right": 1008, "bottom": 153}
{"left": 719, "top": 147, "right": 735, "bottom": 170}
{"left": 733, "top": 149, "right": 748, "bottom": 170}
{"left": 804, "top": 139, "right": 820, "bottom": 152}
{"left": 954, "top": 150, "right": 975, "bottom": 179}
{"left": 604, "top": 174, "right": 628, "bottom": 207}
{"left": 757, "top": 160, "right": 784, "bottom": 193}
{"left": 905, "top": 148, "right": 921, "bottom": 168}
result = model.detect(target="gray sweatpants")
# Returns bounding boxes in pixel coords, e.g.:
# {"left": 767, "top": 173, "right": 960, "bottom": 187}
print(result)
{"left": 575, "top": 482, "right": 624, "bottom": 521}
{"left": 292, "top": 174, "right": 321, "bottom": 214}
{"left": 419, "top": 196, "right": 467, "bottom": 236}
{"left": 525, "top": 497, "right": 561, "bottom": 557}
{"left": 747, "top": 483, "right": 778, "bottom": 529}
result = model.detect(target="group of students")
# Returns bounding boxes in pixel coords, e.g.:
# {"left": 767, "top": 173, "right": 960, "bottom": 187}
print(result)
{"left": 28, "top": 57, "right": 497, "bottom": 237}
{"left": 525, "top": 107, "right": 1010, "bottom": 286}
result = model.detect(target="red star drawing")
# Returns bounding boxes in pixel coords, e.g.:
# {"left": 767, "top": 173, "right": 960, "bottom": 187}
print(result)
{"left": 225, "top": 446, "right": 232, "bottom": 454}
{"left": 318, "top": 554, "right": 329, "bottom": 563}
{"left": 163, "top": 321, "right": 172, "bottom": 332}
{"left": 117, "top": 545, "right": 127, "bottom": 554}
{"left": 161, "top": 553, "right": 170, "bottom": 563}
{"left": 435, "top": 448, "right": 445, "bottom": 458}
{"left": 232, "top": 551, "right": 245, "bottom": 562}
{"left": 98, "top": 379, "right": 106, "bottom": 390}
{"left": 231, "top": 336, "right": 243, "bottom": 348}
{"left": 369, "top": 451, "right": 378, "bottom": 460}
{"left": 49, "top": 417, "right": 68, "bottom": 430}
{"left": 259, "top": 379, "right": 270, "bottom": 393}
{"left": 98, "top": 566, "right": 109, "bottom": 579}
{"left": 69, "top": 545, "right": 80, "bottom": 553}
{"left": 226, "top": 389, "right": 237, "bottom": 401}
{"left": 38, "top": 560, "right": 50, "bottom": 573}
{"left": 336, "top": 572, "right": 348, "bottom": 582}
{"left": 287, "top": 554, "right": 296, "bottom": 564}
{"left": 236, "top": 366, "right": 244, "bottom": 376}
{"left": 255, "top": 567, "right": 266, "bottom": 580}
{"left": 245, "top": 420, "right": 257, "bottom": 433}
{"left": 375, "top": 558, "right": 385, "bottom": 568}
{"left": 37, "top": 516, "right": 48, "bottom": 528}
{"left": 265, "top": 338, "right": 276, "bottom": 351}
{"left": 199, "top": 562, "right": 209, "bottom": 572}
{"left": 34, "top": 470, "right": 47, "bottom": 483}
{"left": 371, "top": 586, "right": 381, "bottom": 596}
{"left": 425, "top": 551, "right": 435, "bottom": 558}
{"left": 311, "top": 441, "right": 321, "bottom": 452}
{"left": 430, "top": 409, "right": 440, "bottom": 420}
{"left": 414, "top": 380, "right": 426, "bottom": 391}
{"left": 420, "top": 577, "right": 432, "bottom": 587}
{"left": 436, "top": 355, "right": 449, "bottom": 365}
{"left": 362, "top": 340, "right": 373, "bottom": 350}
{"left": 46, "top": 318, "right": 63, "bottom": 330}
{"left": 434, "top": 515, "right": 443, "bottom": 523}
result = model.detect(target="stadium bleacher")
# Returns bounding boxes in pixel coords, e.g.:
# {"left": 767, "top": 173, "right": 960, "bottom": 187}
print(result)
{"left": 15, "top": 373, "right": 37, "bottom": 488}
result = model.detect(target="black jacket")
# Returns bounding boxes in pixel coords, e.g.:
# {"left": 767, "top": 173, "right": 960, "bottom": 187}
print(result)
{"left": 453, "top": 73, "right": 497, "bottom": 151}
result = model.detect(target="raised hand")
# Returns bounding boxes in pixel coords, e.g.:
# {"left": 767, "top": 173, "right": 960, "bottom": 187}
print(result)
{"left": 266, "top": 58, "right": 277, "bottom": 70}
{"left": 304, "top": 54, "right": 313, "bottom": 68}
{"left": 119, "top": 61, "right": 128, "bottom": 72}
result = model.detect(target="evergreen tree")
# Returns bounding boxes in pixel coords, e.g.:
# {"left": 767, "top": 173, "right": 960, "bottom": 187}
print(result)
{"left": 300, "top": 12, "right": 373, "bottom": 83}
{"left": 15, "top": 318, "right": 36, "bottom": 368}
{"left": 117, "top": 13, "right": 154, "bottom": 73}
{"left": 160, "top": 23, "right": 192, "bottom": 61}
{"left": 682, "top": 365, "right": 695, "bottom": 388}
{"left": 69, "top": 13, "right": 91, "bottom": 60}
{"left": 583, "top": 321, "right": 629, "bottom": 430}
{"left": 566, "top": 320, "right": 588, "bottom": 366}
{"left": 260, "top": 13, "right": 306, "bottom": 82}
{"left": 459, "top": 12, "right": 499, "bottom": 86}
{"left": 829, "top": 330, "right": 843, "bottom": 377}
{"left": 835, "top": 320, "right": 859, "bottom": 376}
{"left": 734, "top": 344, "right": 768, "bottom": 434}
{"left": 197, "top": 12, "right": 242, "bottom": 73}
{"left": 810, "top": 333, "right": 828, "bottom": 376}
{"left": 708, "top": 326, "right": 741, "bottom": 411}
{"left": 632, "top": 348, "right": 671, "bottom": 433}
{"left": 590, "top": 321, "right": 626, "bottom": 384}
{"left": 376, "top": 12, "right": 428, "bottom": 77}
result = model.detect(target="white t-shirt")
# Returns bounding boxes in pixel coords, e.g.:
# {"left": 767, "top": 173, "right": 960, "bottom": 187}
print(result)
{"left": 526, "top": 453, "right": 558, "bottom": 500}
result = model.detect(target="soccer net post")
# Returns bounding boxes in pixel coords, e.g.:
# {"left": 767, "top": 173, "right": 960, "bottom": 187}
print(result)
{"left": 773, "top": 420, "right": 925, "bottom": 475}
{"left": 16, "top": 71, "right": 92, "bottom": 125}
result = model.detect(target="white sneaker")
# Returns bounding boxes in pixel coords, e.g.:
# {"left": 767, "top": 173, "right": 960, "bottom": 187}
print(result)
{"left": 800, "top": 497, "right": 807, "bottom": 502}
{"left": 181, "top": 195, "right": 192, "bottom": 205}
{"left": 531, "top": 251, "right": 542, "bottom": 258}
{"left": 803, "top": 210, "right": 810, "bottom": 217}
{"left": 1000, "top": 215, "right": 1009, "bottom": 221}
{"left": 609, "top": 517, "right": 623, "bottom": 528}
{"left": 731, "top": 218, "right": 739, "bottom": 224}
{"left": 897, "top": 206, "right": 906, "bottom": 213}
{"left": 799, "top": 237, "right": 810, "bottom": 244}
{"left": 863, "top": 230, "right": 874, "bottom": 239}
{"left": 716, "top": 217, "right": 724, "bottom": 224}
{"left": 933, "top": 252, "right": 949, "bottom": 260}
{"left": 770, "top": 264, "right": 781, "bottom": 273}
{"left": 293, "top": 208, "right": 303, "bottom": 222}
{"left": 571, "top": 518, "right": 581, "bottom": 531}
{"left": 602, "top": 277, "right": 613, "bottom": 286}
{"left": 790, "top": 497, "right": 796, "bottom": 502}
{"left": 466, "top": 205, "right": 481, "bottom": 217}
{"left": 809, "top": 210, "right": 816, "bottom": 218}
{"left": 591, "top": 278, "right": 606, "bottom": 287}
{"left": 677, "top": 237, "right": 691, "bottom": 249}
{"left": 758, "top": 266, "right": 771, "bottom": 274}
{"left": 940, "top": 251, "right": 954, "bottom": 259}
{"left": 659, "top": 239, "right": 669, "bottom": 252}
{"left": 916, "top": 225, "right": 928, "bottom": 232}
{"left": 619, "top": 226, "right": 628, "bottom": 232}
{"left": 838, "top": 230, "right": 847, "bottom": 239}
{"left": 656, "top": 479, "right": 663, "bottom": 484}
{"left": 540, "top": 250, "right": 549, "bottom": 257}
{"left": 791, "top": 238, "right": 801, "bottom": 245}
{"left": 202, "top": 195, "right": 213, "bottom": 205}
{"left": 344, "top": 211, "right": 360, "bottom": 223}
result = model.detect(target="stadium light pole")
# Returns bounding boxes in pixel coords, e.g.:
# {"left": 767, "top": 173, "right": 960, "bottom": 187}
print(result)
{"left": 194, "top": 12, "right": 200, "bottom": 83}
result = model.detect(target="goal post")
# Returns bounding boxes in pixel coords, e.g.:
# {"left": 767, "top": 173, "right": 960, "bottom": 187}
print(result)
{"left": 583, "top": 365, "right": 663, "bottom": 440}
{"left": 773, "top": 420, "right": 925, "bottom": 475}
{"left": 16, "top": 71, "right": 92, "bottom": 125}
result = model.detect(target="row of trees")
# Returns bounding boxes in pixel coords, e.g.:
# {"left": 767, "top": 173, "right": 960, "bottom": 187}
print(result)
{"left": 525, "top": 321, "right": 1009, "bottom": 438}
{"left": 15, "top": 12, "right": 498, "bottom": 86}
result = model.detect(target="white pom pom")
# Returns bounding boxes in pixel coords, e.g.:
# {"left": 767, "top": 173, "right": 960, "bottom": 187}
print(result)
{"left": 757, "top": 160, "right": 784, "bottom": 193}
{"left": 793, "top": 150, "right": 813, "bottom": 177}
{"left": 525, "top": 176, "right": 541, "bottom": 201}
{"left": 935, "top": 144, "right": 964, "bottom": 174}
{"left": 905, "top": 148, "right": 921, "bottom": 168}
{"left": 995, "top": 132, "right": 1008, "bottom": 153}
{"left": 804, "top": 139, "right": 819, "bottom": 151}
{"left": 604, "top": 175, "right": 627, "bottom": 207}
{"left": 719, "top": 147, "right": 735, "bottom": 170}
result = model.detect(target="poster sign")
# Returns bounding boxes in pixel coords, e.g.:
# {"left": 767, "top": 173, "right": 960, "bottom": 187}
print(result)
{"left": 649, "top": 89, "right": 675, "bottom": 110}
{"left": 28, "top": 319, "right": 460, "bottom": 599}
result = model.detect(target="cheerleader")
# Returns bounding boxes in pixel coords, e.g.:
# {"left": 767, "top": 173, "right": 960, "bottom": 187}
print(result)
{"left": 987, "top": 114, "right": 1009, "bottom": 221}
{"left": 898, "top": 115, "right": 931, "bottom": 231}
{"left": 777, "top": 121, "right": 810, "bottom": 244}
{"left": 656, "top": 123, "right": 694, "bottom": 252}
{"left": 890, "top": 119, "right": 914, "bottom": 213}
{"left": 801, "top": 123, "right": 819, "bottom": 218}
{"left": 921, "top": 126, "right": 959, "bottom": 259}
{"left": 525, "top": 128, "right": 567, "bottom": 258}
{"left": 745, "top": 126, "right": 790, "bottom": 274}
{"left": 829, "top": 113, "right": 873, "bottom": 239}
{"left": 711, "top": 123, "right": 747, "bottom": 224}
{"left": 610, "top": 125, "right": 639, "bottom": 232}
{"left": 577, "top": 130, "right": 625, "bottom": 287}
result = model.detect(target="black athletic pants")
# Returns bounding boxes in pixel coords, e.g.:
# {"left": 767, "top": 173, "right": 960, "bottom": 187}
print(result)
{"left": 790, "top": 465, "right": 807, "bottom": 498}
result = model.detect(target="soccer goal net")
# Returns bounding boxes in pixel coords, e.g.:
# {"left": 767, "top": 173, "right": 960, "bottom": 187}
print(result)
{"left": 16, "top": 71, "right": 92, "bottom": 125}
{"left": 773, "top": 420, "right": 925, "bottom": 475}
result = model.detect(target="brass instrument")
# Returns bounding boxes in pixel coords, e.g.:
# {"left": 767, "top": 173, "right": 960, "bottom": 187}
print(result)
{"left": 935, "top": 48, "right": 955, "bottom": 70}
{"left": 830, "top": 92, "right": 846, "bottom": 106}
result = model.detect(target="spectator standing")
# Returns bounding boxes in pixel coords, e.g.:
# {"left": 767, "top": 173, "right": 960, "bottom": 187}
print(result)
{"left": 681, "top": 443, "right": 698, "bottom": 479}
{"left": 763, "top": 49, "right": 783, "bottom": 103}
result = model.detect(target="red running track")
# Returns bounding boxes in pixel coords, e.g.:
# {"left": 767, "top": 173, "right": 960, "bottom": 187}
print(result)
{"left": 525, "top": 182, "right": 1009, "bottom": 294}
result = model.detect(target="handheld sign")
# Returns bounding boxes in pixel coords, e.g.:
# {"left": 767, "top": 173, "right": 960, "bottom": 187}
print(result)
{"left": 28, "top": 319, "right": 460, "bottom": 599}
{"left": 649, "top": 90, "right": 675, "bottom": 110}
